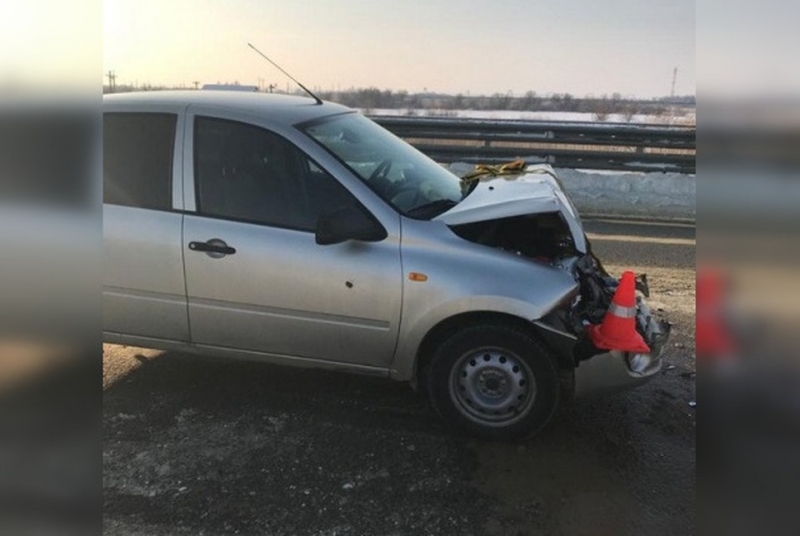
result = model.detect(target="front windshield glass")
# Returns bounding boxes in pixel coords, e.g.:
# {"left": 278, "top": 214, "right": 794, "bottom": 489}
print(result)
{"left": 301, "top": 113, "right": 463, "bottom": 218}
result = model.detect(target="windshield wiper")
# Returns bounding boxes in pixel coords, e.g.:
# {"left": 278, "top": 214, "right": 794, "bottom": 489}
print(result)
{"left": 405, "top": 198, "right": 458, "bottom": 219}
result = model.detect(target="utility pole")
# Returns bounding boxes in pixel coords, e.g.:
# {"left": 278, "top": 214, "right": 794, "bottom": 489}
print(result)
{"left": 670, "top": 67, "right": 677, "bottom": 99}
{"left": 106, "top": 70, "right": 116, "bottom": 93}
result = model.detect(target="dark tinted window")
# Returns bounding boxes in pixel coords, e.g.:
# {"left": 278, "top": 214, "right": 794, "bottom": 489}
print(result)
{"left": 194, "top": 117, "right": 356, "bottom": 231}
{"left": 103, "top": 113, "right": 176, "bottom": 210}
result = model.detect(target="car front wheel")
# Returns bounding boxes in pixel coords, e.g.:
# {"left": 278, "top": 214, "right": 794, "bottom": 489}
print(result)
{"left": 428, "top": 324, "right": 561, "bottom": 440}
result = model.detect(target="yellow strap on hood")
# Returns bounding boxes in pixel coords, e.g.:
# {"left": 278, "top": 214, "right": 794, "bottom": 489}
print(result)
{"left": 461, "top": 158, "right": 527, "bottom": 182}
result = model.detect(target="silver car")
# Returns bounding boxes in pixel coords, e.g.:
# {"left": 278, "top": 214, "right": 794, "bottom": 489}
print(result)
{"left": 103, "top": 90, "right": 669, "bottom": 439}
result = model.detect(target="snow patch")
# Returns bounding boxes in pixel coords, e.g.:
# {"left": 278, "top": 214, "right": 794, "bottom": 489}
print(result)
{"left": 365, "top": 108, "right": 695, "bottom": 126}
{"left": 445, "top": 163, "right": 695, "bottom": 221}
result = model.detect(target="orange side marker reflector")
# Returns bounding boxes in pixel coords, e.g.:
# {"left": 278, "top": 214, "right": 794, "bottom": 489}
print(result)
{"left": 408, "top": 272, "right": 428, "bottom": 282}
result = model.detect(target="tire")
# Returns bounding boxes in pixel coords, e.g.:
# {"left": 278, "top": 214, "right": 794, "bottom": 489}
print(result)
{"left": 427, "top": 324, "right": 561, "bottom": 440}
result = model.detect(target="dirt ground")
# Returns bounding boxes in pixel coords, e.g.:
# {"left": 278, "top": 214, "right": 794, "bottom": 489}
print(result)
{"left": 103, "top": 219, "right": 695, "bottom": 535}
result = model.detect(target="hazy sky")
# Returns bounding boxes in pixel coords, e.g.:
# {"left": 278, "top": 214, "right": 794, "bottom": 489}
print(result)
{"left": 100, "top": 0, "right": 696, "bottom": 98}
{"left": 0, "top": 1, "right": 693, "bottom": 97}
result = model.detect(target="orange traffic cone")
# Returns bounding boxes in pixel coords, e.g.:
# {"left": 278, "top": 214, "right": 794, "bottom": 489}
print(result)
{"left": 588, "top": 271, "right": 651, "bottom": 353}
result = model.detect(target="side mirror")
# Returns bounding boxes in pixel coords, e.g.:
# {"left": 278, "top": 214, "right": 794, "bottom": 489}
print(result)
{"left": 315, "top": 206, "right": 387, "bottom": 245}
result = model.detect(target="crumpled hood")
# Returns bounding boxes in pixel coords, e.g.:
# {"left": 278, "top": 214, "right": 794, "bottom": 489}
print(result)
{"left": 434, "top": 164, "right": 587, "bottom": 253}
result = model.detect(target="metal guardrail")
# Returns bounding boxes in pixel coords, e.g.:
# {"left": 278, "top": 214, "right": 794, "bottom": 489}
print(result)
{"left": 369, "top": 116, "right": 696, "bottom": 173}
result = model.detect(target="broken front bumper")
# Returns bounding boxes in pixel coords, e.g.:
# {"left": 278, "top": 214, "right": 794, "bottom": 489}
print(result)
{"left": 574, "top": 297, "right": 671, "bottom": 397}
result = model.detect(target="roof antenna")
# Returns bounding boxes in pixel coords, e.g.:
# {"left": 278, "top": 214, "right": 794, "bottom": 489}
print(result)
{"left": 247, "top": 43, "right": 323, "bottom": 105}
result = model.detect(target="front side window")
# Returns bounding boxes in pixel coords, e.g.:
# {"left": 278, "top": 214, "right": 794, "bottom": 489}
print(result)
{"left": 103, "top": 113, "right": 176, "bottom": 210}
{"left": 301, "top": 113, "right": 464, "bottom": 218}
{"left": 194, "top": 117, "right": 356, "bottom": 231}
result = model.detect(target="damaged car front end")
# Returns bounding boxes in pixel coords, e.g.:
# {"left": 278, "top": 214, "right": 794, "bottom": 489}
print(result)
{"left": 437, "top": 165, "right": 671, "bottom": 398}
{"left": 543, "top": 253, "right": 671, "bottom": 397}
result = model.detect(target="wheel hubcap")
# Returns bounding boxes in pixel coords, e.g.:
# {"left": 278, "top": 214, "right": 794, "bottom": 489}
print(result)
{"left": 450, "top": 348, "right": 536, "bottom": 425}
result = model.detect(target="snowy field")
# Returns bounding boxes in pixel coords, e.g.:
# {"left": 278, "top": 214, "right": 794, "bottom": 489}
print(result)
{"left": 362, "top": 108, "right": 696, "bottom": 126}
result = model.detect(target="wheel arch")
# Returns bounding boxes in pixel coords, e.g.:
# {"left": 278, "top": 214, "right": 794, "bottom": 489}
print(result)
{"left": 412, "top": 311, "right": 574, "bottom": 390}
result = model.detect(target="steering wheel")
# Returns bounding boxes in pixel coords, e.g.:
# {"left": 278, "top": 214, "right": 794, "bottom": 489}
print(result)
{"left": 368, "top": 158, "right": 392, "bottom": 182}
{"left": 390, "top": 186, "right": 423, "bottom": 210}
{"left": 390, "top": 180, "right": 438, "bottom": 211}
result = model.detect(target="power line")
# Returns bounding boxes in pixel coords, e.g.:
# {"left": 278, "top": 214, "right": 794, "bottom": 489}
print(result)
{"left": 106, "top": 70, "right": 117, "bottom": 93}
{"left": 670, "top": 67, "right": 677, "bottom": 98}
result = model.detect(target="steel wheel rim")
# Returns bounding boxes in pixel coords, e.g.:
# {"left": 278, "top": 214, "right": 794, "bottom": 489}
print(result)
{"left": 449, "top": 347, "right": 537, "bottom": 426}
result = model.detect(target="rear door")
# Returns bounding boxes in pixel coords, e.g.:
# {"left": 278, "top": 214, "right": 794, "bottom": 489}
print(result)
{"left": 103, "top": 110, "right": 189, "bottom": 341}
{"left": 182, "top": 112, "right": 403, "bottom": 368}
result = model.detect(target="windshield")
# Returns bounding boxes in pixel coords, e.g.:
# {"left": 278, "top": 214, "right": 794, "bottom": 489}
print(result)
{"left": 301, "top": 113, "right": 463, "bottom": 218}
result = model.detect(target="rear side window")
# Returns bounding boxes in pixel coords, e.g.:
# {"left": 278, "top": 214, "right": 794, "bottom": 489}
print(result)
{"left": 103, "top": 113, "right": 176, "bottom": 210}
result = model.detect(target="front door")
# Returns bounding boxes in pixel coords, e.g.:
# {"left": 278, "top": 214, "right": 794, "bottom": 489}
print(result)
{"left": 182, "top": 115, "right": 402, "bottom": 367}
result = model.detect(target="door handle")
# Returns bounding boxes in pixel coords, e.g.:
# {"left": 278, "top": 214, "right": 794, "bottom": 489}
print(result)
{"left": 188, "top": 239, "right": 236, "bottom": 257}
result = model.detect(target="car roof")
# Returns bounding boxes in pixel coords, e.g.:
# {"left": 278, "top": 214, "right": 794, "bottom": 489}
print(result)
{"left": 103, "top": 90, "right": 353, "bottom": 124}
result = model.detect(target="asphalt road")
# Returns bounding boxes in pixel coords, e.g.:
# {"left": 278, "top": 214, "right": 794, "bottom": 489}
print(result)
{"left": 103, "top": 218, "right": 696, "bottom": 536}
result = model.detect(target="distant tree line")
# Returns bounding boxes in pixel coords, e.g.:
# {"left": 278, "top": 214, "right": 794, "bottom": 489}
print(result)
{"left": 316, "top": 88, "right": 695, "bottom": 117}
{"left": 104, "top": 81, "right": 694, "bottom": 119}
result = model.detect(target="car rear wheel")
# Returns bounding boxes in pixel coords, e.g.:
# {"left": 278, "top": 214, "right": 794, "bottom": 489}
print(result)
{"left": 428, "top": 324, "right": 560, "bottom": 440}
